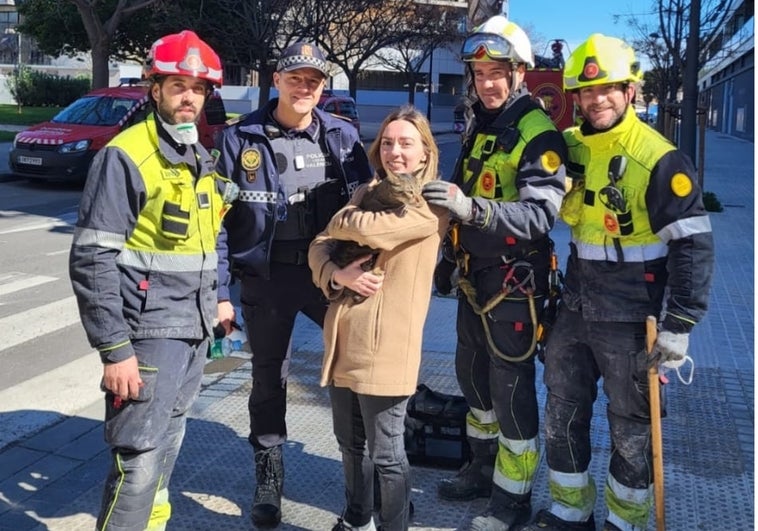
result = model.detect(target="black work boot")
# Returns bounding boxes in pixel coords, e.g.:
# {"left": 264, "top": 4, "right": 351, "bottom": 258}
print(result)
{"left": 252, "top": 446, "right": 284, "bottom": 527}
{"left": 438, "top": 438, "right": 498, "bottom": 501}
{"left": 469, "top": 487, "right": 532, "bottom": 531}
{"left": 518, "top": 508, "right": 596, "bottom": 531}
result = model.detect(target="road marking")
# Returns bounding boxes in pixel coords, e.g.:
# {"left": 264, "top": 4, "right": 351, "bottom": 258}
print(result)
{"left": 45, "top": 249, "right": 70, "bottom": 257}
{"left": 0, "top": 211, "right": 77, "bottom": 235}
{"left": 0, "top": 272, "right": 57, "bottom": 297}
{"left": 0, "top": 353, "right": 102, "bottom": 449}
{"left": 1, "top": 295, "right": 81, "bottom": 353}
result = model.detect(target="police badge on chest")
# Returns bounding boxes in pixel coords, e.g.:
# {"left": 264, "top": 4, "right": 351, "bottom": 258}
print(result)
{"left": 241, "top": 148, "right": 261, "bottom": 183}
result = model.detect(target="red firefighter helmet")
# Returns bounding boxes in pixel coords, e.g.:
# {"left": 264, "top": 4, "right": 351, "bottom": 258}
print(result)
{"left": 144, "top": 30, "right": 223, "bottom": 87}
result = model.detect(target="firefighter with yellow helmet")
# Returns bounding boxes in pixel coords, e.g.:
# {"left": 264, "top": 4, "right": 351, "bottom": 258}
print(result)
{"left": 520, "top": 34, "right": 714, "bottom": 531}
{"left": 70, "top": 30, "right": 237, "bottom": 530}
{"left": 421, "top": 15, "right": 567, "bottom": 531}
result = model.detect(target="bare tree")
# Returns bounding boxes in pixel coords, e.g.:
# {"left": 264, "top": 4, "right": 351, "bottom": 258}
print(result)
{"left": 68, "top": 0, "right": 163, "bottom": 89}
{"left": 161, "top": 0, "right": 307, "bottom": 107}
{"left": 623, "top": 0, "right": 731, "bottom": 105}
{"left": 307, "top": 0, "right": 419, "bottom": 100}
{"left": 372, "top": 3, "right": 462, "bottom": 105}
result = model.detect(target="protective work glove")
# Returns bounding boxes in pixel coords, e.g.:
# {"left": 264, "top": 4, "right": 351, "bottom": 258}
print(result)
{"left": 651, "top": 330, "right": 694, "bottom": 385}
{"left": 652, "top": 330, "right": 689, "bottom": 369}
{"left": 422, "top": 181, "right": 474, "bottom": 223}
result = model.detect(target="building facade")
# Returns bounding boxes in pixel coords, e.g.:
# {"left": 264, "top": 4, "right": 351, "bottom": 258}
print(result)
{"left": 698, "top": 0, "right": 754, "bottom": 141}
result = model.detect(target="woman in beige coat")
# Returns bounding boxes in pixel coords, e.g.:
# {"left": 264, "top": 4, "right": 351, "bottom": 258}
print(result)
{"left": 309, "top": 106, "right": 448, "bottom": 531}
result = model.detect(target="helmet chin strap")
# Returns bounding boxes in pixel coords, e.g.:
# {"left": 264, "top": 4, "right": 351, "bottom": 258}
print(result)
{"left": 155, "top": 111, "right": 199, "bottom": 145}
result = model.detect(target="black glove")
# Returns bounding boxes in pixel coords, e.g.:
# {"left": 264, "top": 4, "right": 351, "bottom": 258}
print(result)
{"left": 434, "top": 258, "right": 457, "bottom": 295}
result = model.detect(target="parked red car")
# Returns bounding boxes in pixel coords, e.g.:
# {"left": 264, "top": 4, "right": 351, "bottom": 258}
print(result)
{"left": 9, "top": 84, "right": 228, "bottom": 183}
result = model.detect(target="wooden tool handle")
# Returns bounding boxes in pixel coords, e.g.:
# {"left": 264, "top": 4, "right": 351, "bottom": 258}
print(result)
{"left": 646, "top": 315, "right": 666, "bottom": 530}
{"left": 646, "top": 315, "right": 658, "bottom": 354}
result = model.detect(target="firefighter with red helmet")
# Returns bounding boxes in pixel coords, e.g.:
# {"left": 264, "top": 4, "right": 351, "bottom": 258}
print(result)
{"left": 421, "top": 15, "right": 567, "bottom": 531}
{"left": 520, "top": 34, "right": 714, "bottom": 531}
{"left": 69, "top": 30, "right": 237, "bottom": 531}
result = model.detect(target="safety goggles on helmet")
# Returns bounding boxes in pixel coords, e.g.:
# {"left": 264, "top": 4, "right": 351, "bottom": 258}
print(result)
{"left": 461, "top": 33, "right": 514, "bottom": 62}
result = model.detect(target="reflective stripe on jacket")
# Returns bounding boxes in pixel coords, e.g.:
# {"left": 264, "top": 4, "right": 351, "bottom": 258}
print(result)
{"left": 561, "top": 108, "right": 714, "bottom": 329}
{"left": 70, "top": 116, "right": 231, "bottom": 362}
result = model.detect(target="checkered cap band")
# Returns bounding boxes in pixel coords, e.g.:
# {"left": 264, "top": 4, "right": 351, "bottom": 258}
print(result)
{"left": 277, "top": 43, "right": 328, "bottom": 76}
{"left": 239, "top": 190, "right": 277, "bottom": 203}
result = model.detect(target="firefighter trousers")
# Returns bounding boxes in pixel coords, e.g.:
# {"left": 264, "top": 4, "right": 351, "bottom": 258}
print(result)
{"left": 97, "top": 337, "right": 208, "bottom": 531}
{"left": 454, "top": 294, "right": 540, "bottom": 495}
{"left": 542, "top": 307, "right": 653, "bottom": 523}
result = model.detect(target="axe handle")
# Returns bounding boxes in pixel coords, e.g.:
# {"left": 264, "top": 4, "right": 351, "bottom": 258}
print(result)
{"left": 647, "top": 315, "right": 666, "bottom": 530}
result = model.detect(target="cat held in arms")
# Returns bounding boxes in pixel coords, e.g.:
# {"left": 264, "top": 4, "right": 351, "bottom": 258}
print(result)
{"left": 329, "top": 172, "right": 422, "bottom": 303}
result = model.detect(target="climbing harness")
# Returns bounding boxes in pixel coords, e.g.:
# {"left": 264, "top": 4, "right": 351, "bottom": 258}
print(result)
{"left": 457, "top": 257, "right": 540, "bottom": 363}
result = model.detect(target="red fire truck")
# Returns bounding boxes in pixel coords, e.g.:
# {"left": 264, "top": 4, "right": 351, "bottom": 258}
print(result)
{"left": 527, "top": 40, "right": 574, "bottom": 131}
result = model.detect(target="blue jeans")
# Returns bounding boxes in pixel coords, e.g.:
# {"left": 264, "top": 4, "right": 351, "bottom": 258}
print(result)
{"left": 97, "top": 337, "right": 207, "bottom": 531}
{"left": 329, "top": 386, "right": 411, "bottom": 531}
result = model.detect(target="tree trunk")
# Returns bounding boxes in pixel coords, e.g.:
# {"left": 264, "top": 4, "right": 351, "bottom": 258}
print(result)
{"left": 348, "top": 73, "right": 358, "bottom": 101}
{"left": 257, "top": 63, "right": 276, "bottom": 108}
{"left": 91, "top": 39, "right": 112, "bottom": 89}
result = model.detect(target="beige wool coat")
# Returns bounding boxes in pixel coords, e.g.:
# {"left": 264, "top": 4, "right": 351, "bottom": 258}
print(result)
{"left": 308, "top": 181, "right": 448, "bottom": 397}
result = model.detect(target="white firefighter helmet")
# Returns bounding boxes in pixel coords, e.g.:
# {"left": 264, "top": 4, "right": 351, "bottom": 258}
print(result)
{"left": 461, "top": 15, "right": 535, "bottom": 69}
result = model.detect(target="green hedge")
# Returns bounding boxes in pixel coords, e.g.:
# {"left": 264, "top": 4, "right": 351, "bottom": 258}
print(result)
{"left": 6, "top": 67, "right": 91, "bottom": 107}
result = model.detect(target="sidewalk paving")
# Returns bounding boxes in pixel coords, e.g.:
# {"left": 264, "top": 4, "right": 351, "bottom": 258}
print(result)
{"left": 0, "top": 129, "right": 752, "bottom": 530}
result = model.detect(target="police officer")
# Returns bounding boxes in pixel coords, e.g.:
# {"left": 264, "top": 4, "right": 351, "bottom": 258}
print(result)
{"left": 421, "top": 16, "right": 567, "bottom": 531}
{"left": 520, "top": 34, "right": 714, "bottom": 531}
{"left": 214, "top": 42, "right": 371, "bottom": 527}
{"left": 70, "top": 31, "right": 236, "bottom": 531}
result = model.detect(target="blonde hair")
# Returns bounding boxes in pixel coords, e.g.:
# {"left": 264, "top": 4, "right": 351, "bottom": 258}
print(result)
{"left": 367, "top": 105, "right": 439, "bottom": 184}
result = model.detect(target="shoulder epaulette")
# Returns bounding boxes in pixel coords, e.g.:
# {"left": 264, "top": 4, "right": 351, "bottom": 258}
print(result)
{"left": 225, "top": 112, "right": 248, "bottom": 127}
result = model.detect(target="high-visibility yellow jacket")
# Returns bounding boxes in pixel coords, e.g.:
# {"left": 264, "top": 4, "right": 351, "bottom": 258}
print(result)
{"left": 561, "top": 107, "right": 714, "bottom": 331}
{"left": 451, "top": 92, "right": 567, "bottom": 296}
{"left": 70, "top": 115, "right": 236, "bottom": 362}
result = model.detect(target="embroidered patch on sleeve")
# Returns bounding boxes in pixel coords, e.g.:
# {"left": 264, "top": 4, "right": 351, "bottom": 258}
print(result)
{"left": 541, "top": 150, "right": 562, "bottom": 173}
{"left": 670, "top": 172, "right": 693, "bottom": 197}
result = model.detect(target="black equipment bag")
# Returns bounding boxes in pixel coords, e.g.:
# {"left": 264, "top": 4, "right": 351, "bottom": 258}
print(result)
{"left": 404, "top": 384, "right": 470, "bottom": 468}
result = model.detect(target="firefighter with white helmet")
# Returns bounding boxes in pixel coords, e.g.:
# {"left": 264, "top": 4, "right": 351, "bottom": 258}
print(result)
{"left": 70, "top": 30, "right": 237, "bottom": 531}
{"left": 521, "top": 34, "right": 714, "bottom": 531}
{"left": 421, "top": 15, "right": 567, "bottom": 531}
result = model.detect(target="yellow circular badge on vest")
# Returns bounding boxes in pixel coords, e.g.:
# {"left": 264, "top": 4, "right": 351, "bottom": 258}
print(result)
{"left": 541, "top": 150, "right": 561, "bottom": 173}
{"left": 241, "top": 148, "right": 261, "bottom": 171}
{"left": 670, "top": 172, "right": 692, "bottom": 197}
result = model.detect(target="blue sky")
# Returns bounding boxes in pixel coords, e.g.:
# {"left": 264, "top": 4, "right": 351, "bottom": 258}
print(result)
{"left": 508, "top": 0, "right": 658, "bottom": 64}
